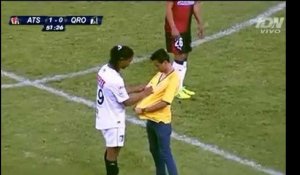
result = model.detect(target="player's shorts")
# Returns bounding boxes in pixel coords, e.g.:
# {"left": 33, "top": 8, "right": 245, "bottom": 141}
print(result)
{"left": 100, "top": 127, "right": 125, "bottom": 147}
{"left": 165, "top": 31, "right": 192, "bottom": 54}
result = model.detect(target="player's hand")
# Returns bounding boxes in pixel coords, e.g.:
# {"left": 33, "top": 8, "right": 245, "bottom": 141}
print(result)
{"left": 197, "top": 23, "right": 204, "bottom": 39}
{"left": 135, "top": 84, "right": 147, "bottom": 92}
{"left": 142, "top": 86, "right": 153, "bottom": 96}
{"left": 134, "top": 107, "right": 143, "bottom": 115}
{"left": 171, "top": 27, "right": 180, "bottom": 38}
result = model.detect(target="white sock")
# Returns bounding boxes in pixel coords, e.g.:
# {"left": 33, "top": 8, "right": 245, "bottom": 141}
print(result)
{"left": 172, "top": 61, "right": 187, "bottom": 90}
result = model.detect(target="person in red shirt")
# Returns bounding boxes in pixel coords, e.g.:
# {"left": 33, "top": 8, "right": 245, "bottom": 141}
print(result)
{"left": 165, "top": 1, "right": 204, "bottom": 99}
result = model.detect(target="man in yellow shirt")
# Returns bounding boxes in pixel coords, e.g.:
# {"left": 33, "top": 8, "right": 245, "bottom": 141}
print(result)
{"left": 135, "top": 48, "right": 179, "bottom": 175}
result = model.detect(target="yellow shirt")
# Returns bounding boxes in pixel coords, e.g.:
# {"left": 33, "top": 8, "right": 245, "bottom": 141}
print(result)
{"left": 136, "top": 70, "right": 179, "bottom": 123}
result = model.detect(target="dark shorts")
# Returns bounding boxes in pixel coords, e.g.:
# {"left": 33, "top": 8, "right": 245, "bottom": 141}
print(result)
{"left": 165, "top": 31, "right": 192, "bottom": 54}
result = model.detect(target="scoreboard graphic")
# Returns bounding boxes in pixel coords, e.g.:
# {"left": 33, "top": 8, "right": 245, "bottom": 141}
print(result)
{"left": 9, "top": 16, "right": 103, "bottom": 32}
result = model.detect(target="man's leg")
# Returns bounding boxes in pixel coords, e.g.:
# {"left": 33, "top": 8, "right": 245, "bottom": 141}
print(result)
{"left": 172, "top": 53, "right": 188, "bottom": 91}
{"left": 146, "top": 121, "right": 166, "bottom": 175}
{"left": 104, "top": 147, "right": 121, "bottom": 175}
{"left": 172, "top": 53, "right": 192, "bottom": 99}
{"left": 101, "top": 127, "right": 125, "bottom": 175}
{"left": 172, "top": 33, "right": 195, "bottom": 98}
{"left": 156, "top": 123, "right": 178, "bottom": 175}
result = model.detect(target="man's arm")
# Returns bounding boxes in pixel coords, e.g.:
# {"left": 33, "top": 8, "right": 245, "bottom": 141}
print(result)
{"left": 135, "top": 100, "right": 169, "bottom": 114}
{"left": 123, "top": 86, "right": 152, "bottom": 107}
{"left": 193, "top": 1, "right": 204, "bottom": 38}
{"left": 125, "top": 84, "right": 147, "bottom": 94}
{"left": 166, "top": 1, "right": 180, "bottom": 37}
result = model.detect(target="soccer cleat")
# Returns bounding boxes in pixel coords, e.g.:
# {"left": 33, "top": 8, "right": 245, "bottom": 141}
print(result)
{"left": 182, "top": 86, "right": 195, "bottom": 96}
{"left": 176, "top": 89, "right": 191, "bottom": 99}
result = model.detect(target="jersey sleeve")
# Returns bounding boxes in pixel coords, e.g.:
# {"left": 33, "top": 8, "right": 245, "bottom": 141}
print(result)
{"left": 110, "top": 78, "right": 130, "bottom": 103}
{"left": 162, "top": 73, "right": 180, "bottom": 104}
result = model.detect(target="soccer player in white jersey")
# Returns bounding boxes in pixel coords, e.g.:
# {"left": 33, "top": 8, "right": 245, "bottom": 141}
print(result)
{"left": 96, "top": 45, "right": 153, "bottom": 175}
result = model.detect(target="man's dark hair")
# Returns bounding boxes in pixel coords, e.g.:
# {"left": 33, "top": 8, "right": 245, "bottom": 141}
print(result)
{"left": 109, "top": 45, "right": 134, "bottom": 67}
{"left": 150, "top": 48, "right": 170, "bottom": 63}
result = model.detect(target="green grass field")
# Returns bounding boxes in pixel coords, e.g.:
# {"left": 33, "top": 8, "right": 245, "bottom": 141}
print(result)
{"left": 2, "top": 1, "right": 285, "bottom": 175}
{"left": 1, "top": 76, "right": 17, "bottom": 84}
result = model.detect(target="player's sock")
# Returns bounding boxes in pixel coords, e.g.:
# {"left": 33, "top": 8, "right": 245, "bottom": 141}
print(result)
{"left": 106, "top": 160, "right": 119, "bottom": 175}
{"left": 182, "top": 59, "right": 187, "bottom": 88}
{"left": 104, "top": 151, "right": 119, "bottom": 175}
{"left": 181, "top": 58, "right": 197, "bottom": 95}
{"left": 172, "top": 59, "right": 187, "bottom": 90}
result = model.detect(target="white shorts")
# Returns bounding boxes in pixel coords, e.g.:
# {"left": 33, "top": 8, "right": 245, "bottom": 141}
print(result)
{"left": 100, "top": 127, "right": 125, "bottom": 147}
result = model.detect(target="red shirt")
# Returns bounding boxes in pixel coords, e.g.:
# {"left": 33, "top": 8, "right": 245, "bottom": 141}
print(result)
{"left": 165, "top": 1, "right": 195, "bottom": 33}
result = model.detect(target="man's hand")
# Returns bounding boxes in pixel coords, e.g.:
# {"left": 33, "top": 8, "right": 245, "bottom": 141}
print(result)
{"left": 197, "top": 23, "right": 204, "bottom": 39}
{"left": 134, "top": 107, "right": 143, "bottom": 115}
{"left": 171, "top": 27, "right": 180, "bottom": 38}
{"left": 135, "top": 84, "right": 147, "bottom": 92}
{"left": 126, "top": 83, "right": 147, "bottom": 94}
{"left": 142, "top": 85, "right": 153, "bottom": 97}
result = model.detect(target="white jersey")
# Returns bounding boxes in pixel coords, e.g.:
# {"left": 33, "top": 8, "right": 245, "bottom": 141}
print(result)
{"left": 95, "top": 64, "right": 129, "bottom": 130}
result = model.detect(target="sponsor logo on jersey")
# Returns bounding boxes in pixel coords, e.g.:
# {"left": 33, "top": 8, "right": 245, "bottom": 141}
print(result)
{"left": 177, "top": 1, "right": 195, "bottom": 6}
{"left": 119, "top": 135, "right": 124, "bottom": 142}
{"left": 97, "top": 75, "right": 106, "bottom": 88}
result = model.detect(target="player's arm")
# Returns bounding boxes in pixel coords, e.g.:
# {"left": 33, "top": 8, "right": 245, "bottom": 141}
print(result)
{"left": 123, "top": 86, "right": 153, "bottom": 107}
{"left": 135, "top": 74, "right": 179, "bottom": 114}
{"left": 137, "top": 100, "right": 169, "bottom": 114}
{"left": 166, "top": 1, "right": 180, "bottom": 37}
{"left": 193, "top": 1, "right": 204, "bottom": 38}
{"left": 125, "top": 84, "right": 147, "bottom": 94}
{"left": 193, "top": 1, "right": 203, "bottom": 25}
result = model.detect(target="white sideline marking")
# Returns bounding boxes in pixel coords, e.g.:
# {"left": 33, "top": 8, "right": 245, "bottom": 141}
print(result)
{"left": 1, "top": 2, "right": 286, "bottom": 89}
{"left": 1, "top": 55, "right": 149, "bottom": 89}
{"left": 2, "top": 82, "right": 31, "bottom": 88}
{"left": 1, "top": 70, "right": 284, "bottom": 175}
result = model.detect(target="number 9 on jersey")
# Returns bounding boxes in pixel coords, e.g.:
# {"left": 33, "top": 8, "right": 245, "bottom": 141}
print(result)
{"left": 97, "top": 89, "right": 104, "bottom": 105}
